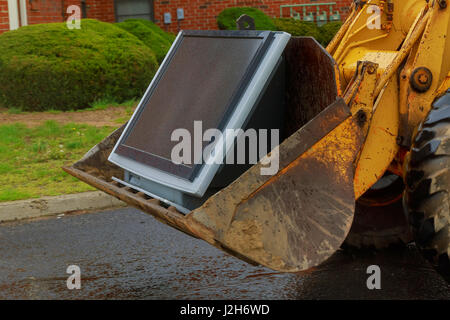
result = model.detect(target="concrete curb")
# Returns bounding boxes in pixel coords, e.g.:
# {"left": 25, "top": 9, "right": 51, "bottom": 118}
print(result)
{"left": 0, "top": 191, "right": 126, "bottom": 223}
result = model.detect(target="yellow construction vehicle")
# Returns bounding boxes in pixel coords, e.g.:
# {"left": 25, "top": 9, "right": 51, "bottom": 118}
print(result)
{"left": 64, "top": 0, "right": 450, "bottom": 279}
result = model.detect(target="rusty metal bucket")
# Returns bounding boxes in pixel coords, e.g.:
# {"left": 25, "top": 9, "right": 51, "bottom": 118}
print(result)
{"left": 64, "top": 38, "right": 366, "bottom": 272}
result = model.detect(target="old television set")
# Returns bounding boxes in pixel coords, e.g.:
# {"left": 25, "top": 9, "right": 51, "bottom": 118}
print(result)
{"left": 109, "top": 30, "right": 291, "bottom": 213}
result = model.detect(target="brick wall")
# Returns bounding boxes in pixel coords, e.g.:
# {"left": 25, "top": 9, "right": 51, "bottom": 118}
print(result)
{"left": 26, "top": 0, "right": 115, "bottom": 25}
{"left": 154, "top": 0, "right": 353, "bottom": 33}
{"left": 0, "top": 0, "right": 8, "bottom": 32}
{"left": 0, "top": 0, "right": 352, "bottom": 34}
{"left": 26, "top": 0, "right": 64, "bottom": 25}
{"left": 82, "top": 0, "right": 115, "bottom": 22}
{"left": 0, "top": 0, "right": 115, "bottom": 34}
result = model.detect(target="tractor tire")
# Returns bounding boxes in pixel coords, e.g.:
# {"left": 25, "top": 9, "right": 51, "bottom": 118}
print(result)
{"left": 404, "top": 89, "right": 450, "bottom": 281}
{"left": 344, "top": 174, "right": 411, "bottom": 249}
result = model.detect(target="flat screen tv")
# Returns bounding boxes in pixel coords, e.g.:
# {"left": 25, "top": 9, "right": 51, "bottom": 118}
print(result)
{"left": 109, "top": 30, "right": 290, "bottom": 212}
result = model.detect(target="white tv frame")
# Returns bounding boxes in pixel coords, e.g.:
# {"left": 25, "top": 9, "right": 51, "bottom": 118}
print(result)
{"left": 109, "top": 30, "right": 290, "bottom": 197}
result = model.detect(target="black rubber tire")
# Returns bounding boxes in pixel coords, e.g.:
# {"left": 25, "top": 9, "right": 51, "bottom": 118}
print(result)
{"left": 344, "top": 174, "right": 411, "bottom": 249}
{"left": 404, "top": 89, "right": 450, "bottom": 281}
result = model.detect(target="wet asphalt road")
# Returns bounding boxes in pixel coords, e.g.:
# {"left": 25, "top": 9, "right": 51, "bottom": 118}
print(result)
{"left": 0, "top": 207, "right": 448, "bottom": 300}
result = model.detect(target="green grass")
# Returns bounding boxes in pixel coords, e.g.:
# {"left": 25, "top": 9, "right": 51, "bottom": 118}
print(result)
{"left": 87, "top": 97, "right": 138, "bottom": 111}
{"left": 114, "top": 105, "right": 135, "bottom": 124}
{"left": 46, "top": 109, "right": 63, "bottom": 114}
{"left": 0, "top": 121, "right": 115, "bottom": 202}
{"left": 7, "top": 107, "right": 22, "bottom": 114}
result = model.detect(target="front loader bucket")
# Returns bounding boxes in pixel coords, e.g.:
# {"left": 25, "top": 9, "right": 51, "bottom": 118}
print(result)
{"left": 64, "top": 37, "right": 367, "bottom": 272}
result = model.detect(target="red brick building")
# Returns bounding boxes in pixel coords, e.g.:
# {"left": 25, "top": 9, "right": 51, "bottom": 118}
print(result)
{"left": 0, "top": 0, "right": 353, "bottom": 34}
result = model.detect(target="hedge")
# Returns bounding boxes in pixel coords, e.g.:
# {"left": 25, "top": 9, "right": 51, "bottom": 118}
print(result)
{"left": 116, "top": 19, "right": 175, "bottom": 63}
{"left": 318, "top": 21, "right": 343, "bottom": 47}
{"left": 0, "top": 19, "right": 158, "bottom": 111}
{"left": 217, "top": 7, "right": 276, "bottom": 31}
{"left": 273, "top": 19, "right": 342, "bottom": 47}
{"left": 216, "top": 8, "right": 341, "bottom": 47}
{"left": 273, "top": 18, "right": 321, "bottom": 40}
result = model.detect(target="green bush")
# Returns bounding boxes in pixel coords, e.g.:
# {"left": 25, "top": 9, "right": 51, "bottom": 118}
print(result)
{"left": 216, "top": 7, "right": 342, "bottom": 47}
{"left": 273, "top": 18, "right": 320, "bottom": 39}
{"left": 217, "top": 7, "right": 276, "bottom": 31}
{"left": 318, "top": 21, "right": 342, "bottom": 47}
{"left": 0, "top": 19, "right": 158, "bottom": 111}
{"left": 116, "top": 19, "right": 175, "bottom": 63}
{"left": 273, "top": 18, "right": 342, "bottom": 47}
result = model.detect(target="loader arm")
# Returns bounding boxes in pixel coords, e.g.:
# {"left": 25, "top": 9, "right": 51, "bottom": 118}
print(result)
{"left": 331, "top": 0, "right": 450, "bottom": 198}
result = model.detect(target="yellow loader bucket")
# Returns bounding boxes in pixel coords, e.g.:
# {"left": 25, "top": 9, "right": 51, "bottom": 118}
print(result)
{"left": 185, "top": 101, "right": 364, "bottom": 272}
{"left": 64, "top": 38, "right": 371, "bottom": 272}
